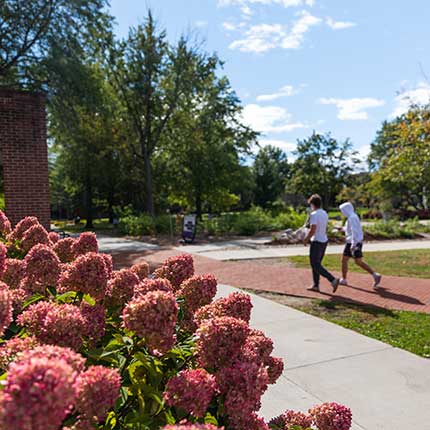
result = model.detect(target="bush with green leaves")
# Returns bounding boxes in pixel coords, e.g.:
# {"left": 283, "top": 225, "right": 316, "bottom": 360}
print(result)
{"left": 0, "top": 211, "right": 351, "bottom": 430}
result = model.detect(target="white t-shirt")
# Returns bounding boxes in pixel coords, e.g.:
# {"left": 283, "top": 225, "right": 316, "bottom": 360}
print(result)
{"left": 309, "top": 209, "right": 328, "bottom": 243}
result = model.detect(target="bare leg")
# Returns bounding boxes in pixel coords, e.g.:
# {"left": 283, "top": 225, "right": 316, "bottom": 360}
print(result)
{"left": 354, "top": 258, "right": 375, "bottom": 275}
{"left": 342, "top": 255, "right": 350, "bottom": 279}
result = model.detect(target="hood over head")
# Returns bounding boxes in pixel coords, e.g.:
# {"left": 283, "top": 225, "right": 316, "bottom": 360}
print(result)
{"left": 339, "top": 202, "right": 355, "bottom": 217}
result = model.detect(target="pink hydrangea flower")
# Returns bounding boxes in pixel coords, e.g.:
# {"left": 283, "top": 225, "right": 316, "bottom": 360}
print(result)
{"left": 195, "top": 316, "right": 249, "bottom": 369}
{"left": 229, "top": 412, "right": 269, "bottom": 430}
{"left": 23, "top": 244, "right": 61, "bottom": 294}
{"left": 58, "top": 252, "right": 109, "bottom": 301}
{"left": 241, "top": 329, "right": 274, "bottom": 364}
{"left": 1, "top": 258, "right": 26, "bottom": 288}
{"left": 9, "top": 287, "right": 30, "bottom": 315}
{"left": 21, "top": 224, "right": 50, "bottom": 252}
{"left": 179, "top": 274, "right": 217, "bottom": 311}
{"left": 164, "top": 369, "right": 216, "bottom": 417}
{"left": 48, "top": 231, "right": 61, "bottom": 244}
{"left": 0, "top": 243, "right": 6, "bottom": 278}
{"left": 0, "top": 356, "right": 77, "bottom": 430}
{"left": 0, "top": 336, "right": 39, "bottom": 371}
{"left": 216, "top": 361, "right": 268, "bottom": 419}
{"left": 0, "top": 210, "right": 11, "bottom": 237}
{"left": 154, "top": 254, "right": 194, "bottom": 290}
{"left": 122, "top": 290, "right": 178, "bottom": 355}
{"left": 7, "top": 216, "right": 39, "bottom": 242}
{"left": 269, "top": 410, "right": 313, "bottom": 430}
{"left": 80, "top": 302, "right": 106, "bottom": 345}
{"left": 17, "top": 345, "right": 86, "bottom": 373}
{"left": 162, "top": 425, "right": 222, "bottom": 430}
{"left": 309, "top": 402, "right": 352, "bottom": 430}
{"left": 18, "top": 302, "right": 86, "bottom": 351}
{"left": 131, "top": 260, "right": 150, "bottom": 280}
{"left": 134, "top": 278, "right": 173, "bottom": 297}
{"left": 195, "top": 292, "right": 252, "bottom": 326}
{"left": 265, "top": 356, "right": 284, "bottom": 385}
{"left": 53, "top": 238, "right": 76, "bottom": 263}
{"left": 105, "top": 268, "right": 140, "bottom": 308}
{"left": 0, "top": 283, "right": 13, "bottom": 337}
{"left": 75, "top": 365, "right": 121, "bottom": 422}
{"left": 72, "top": 232, "right": 98, "bottom": 256}
{"left": 101, "top": 253, "right": 113, "bottom": 278}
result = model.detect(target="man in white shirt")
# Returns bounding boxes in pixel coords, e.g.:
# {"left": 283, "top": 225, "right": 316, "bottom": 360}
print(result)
{"left": 304, "top": 194, "right": 340, "bottom": 293}
{"left": 339, "top": 202, "right": 382, "bottom": 289}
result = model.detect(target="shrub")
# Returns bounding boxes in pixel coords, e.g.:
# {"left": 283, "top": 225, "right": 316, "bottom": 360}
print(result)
{"left": 0, "top": 209, "right": 352, "bottom": 430}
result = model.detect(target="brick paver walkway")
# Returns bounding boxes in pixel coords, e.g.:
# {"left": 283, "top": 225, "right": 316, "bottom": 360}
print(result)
{"left": 112, "top": 248, "right": 430, "bottom": 313}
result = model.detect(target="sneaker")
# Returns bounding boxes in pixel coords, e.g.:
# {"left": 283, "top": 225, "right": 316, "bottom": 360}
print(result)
{"left": 373, "top": 273, "right": 382, "bottom": 289}
{"left": 331, "top": 278, "right": 340, "bottom": 293}
{"left": 339, "top": 278, "right": 348, "bottom": 286}
{"left": 307, "top": 285, "right": 320, "bottom": 292}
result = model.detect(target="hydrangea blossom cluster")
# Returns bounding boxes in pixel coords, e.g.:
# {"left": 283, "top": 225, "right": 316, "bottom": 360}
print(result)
{"left": 23, "top": 244, "right": 61, "bottom": 294}
{"left": 53, "top": 238, "right": 76, "bottom": 263}
{"left": 18, "top": 302, "right": 86, "bottom": 350}
{"left": 0, "top": 356, "right": 77, "bottom": 430}
{"left": 216, "top": 361, "right": 268, "bottom": 419}
{"left": 195, "top": 316, "right": 249, "bottom": 369}
{"left": 58, "top": 252, "right": 109, "bottom": 301}
{"left": 72, "top": 232, "right": 98, "bottom": 256}
{"left": 195, "top": 292, "right": 252, "bottom": 325}
{"left": 134, "top": 278, "right": 173, "bottom": 296}
{"left": 0, "top": 284, "right": 13, "bottom": 337}
{"left": 162, "top": 425, "right": 222, "bottom": 430}
{"left": 105, "top": 268, "right": 140, "bottom": 308}
{"left": 79, "top": 302, "right": 106, "bottom": 345}
{"left": 0, "top": 210, "right": 11, "bottom": 237}
{"left": 309, "top": 402, "right": 352, "bottom": 430}
{"left": 75, "top": 365, "right": 121, "bottom": 422}
{"left": 229, "top": 412, "right": 269, "bottom": 430}
{"left": 1, "top": 258, "right": 26, "bottom": 288}
{"left": 122, "top": 290, "right": 179, "bottom": 355}
{"left": 164, "top": 369, "right": 217, "bottom": 417}
{"left": 48, "top": 231, "right": 61, "bottom": 244}
{"left": 0, "top": 336, "right": 39, "bottom": 371}
{"left": 7, "top": 216, "right": 38, "bottom": 241}
{"left": 0, "top": 244, "right": 6, "bottom": 280}
{"left": 269, "top": 410, "right": 313, "bottom": 430}
{"left": 154, "top": 254, "right": 194, "bottom": 290}
{"left": 21, "top": 224, "right": 50, "bottom": 252}
{"left": 131, "top": 260, "right": 150, "bottom": 280}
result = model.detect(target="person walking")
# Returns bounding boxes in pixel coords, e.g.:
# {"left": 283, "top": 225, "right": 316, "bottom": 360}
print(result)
{"left": 339, "top": 202, "right": 382, "bottom": 289}
{"left": 304, "top": 194, "right": 340, "bottom": 293}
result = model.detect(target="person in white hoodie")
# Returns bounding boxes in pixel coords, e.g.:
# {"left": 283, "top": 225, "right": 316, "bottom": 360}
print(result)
{"left": 339, "top": 202, "right": 382, "bottom": 289}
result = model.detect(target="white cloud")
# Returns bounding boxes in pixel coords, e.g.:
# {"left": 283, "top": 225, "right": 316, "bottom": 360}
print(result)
{"left": 281, "top": 10, "right": 321, "bottom": 49}
{"left": 242, "top": 103, "right": 306, "bottom": 132}
{"left": 258, "top": 139, "right": 296, "bottom": 152}
{"left": 256, "top": 84, "right": 303, "bottom": 101}
{"left": 218, "top": 0, "right": 315, "bottom": 8}
{"left": 318, "top": 97, "right": 385, "bottom": 120}
{"left": 229, "top": 11, "right": 320, "bottom": 53}
{"left": 392, "top": 82, "right": 430, "bottom": 117}
{"left": 326, "top": 17, "right": 356, "bottom": 30}
{"left": 222, "top": 22, "right": 238, "bottom": 31}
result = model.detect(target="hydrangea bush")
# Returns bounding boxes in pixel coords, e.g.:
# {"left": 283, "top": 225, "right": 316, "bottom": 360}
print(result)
{"left": 0, "top": 211, "right": 352, "bottom": 430}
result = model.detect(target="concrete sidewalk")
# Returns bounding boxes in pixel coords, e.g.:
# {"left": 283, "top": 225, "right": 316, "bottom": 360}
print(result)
{"left": 217, "top": 285, "right": 430, "bottom": 430}
{"left": 177, "top": 239, "right": 430, "bottom": 261}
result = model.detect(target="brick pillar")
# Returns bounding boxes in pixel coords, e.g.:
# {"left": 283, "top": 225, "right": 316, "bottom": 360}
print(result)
{"left": 0, "top": 90, "right": 50, "bottom": 229}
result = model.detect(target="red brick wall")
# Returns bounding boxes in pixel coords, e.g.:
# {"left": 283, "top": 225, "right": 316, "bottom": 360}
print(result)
{"left": 0, "top": 90, "right": 50, "bottom": 229}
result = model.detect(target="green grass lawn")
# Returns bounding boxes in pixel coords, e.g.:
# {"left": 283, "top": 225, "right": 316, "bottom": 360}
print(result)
{"left": 287, "top": 249, "right": 430, "bottom": 279}
{"left": 0, "top": 193, "right": 4, "bottom": 211}
{"left": 52, "top": 218, "right": 116, "bottom": 234}
{"left": 295, "top": 299, "right": 430, "bottom": 358}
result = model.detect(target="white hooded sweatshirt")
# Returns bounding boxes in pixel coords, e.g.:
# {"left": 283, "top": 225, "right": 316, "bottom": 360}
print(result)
{"left": 339, "top": 202, "right": 364, "bottom": 248}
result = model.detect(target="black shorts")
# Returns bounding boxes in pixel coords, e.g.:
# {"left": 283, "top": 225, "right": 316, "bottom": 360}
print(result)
{"left": 343, "top": 243, "right": 363, "bottom": 259}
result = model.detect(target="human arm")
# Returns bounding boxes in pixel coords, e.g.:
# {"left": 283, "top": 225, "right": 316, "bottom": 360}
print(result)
{"left": 304, "top": 224, "right": 316, "bottom": 245}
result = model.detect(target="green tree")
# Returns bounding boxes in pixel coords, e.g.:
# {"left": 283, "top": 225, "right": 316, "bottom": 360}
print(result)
{"left": 368, "top": 105, "right": 430, "bottom": 210}
{"left": 253, "top": 145, "right": 289, "bottom": 208}
{"left": 288, "top": 132, "right": 358, "bottom": 207}
{"left": 0, "top": 0, "right": 109, "bottom": 88}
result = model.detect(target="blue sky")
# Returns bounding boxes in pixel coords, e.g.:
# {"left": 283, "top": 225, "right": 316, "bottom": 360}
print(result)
{"left": 109, "top": 0, "right": 430, "bottom": 161}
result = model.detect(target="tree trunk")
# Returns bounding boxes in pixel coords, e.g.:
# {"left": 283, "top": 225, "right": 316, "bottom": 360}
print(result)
{"left": 141, "top": 139, "right": 154, "bottom": 216}
{"left": 196, "top": 193, "right": 202, "bottom": 221}
{"left": 107, "top": 187, "right": 115, "bottom": 223}
{"left": 85, "top": 175, "right": 93, "bottom": 229}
